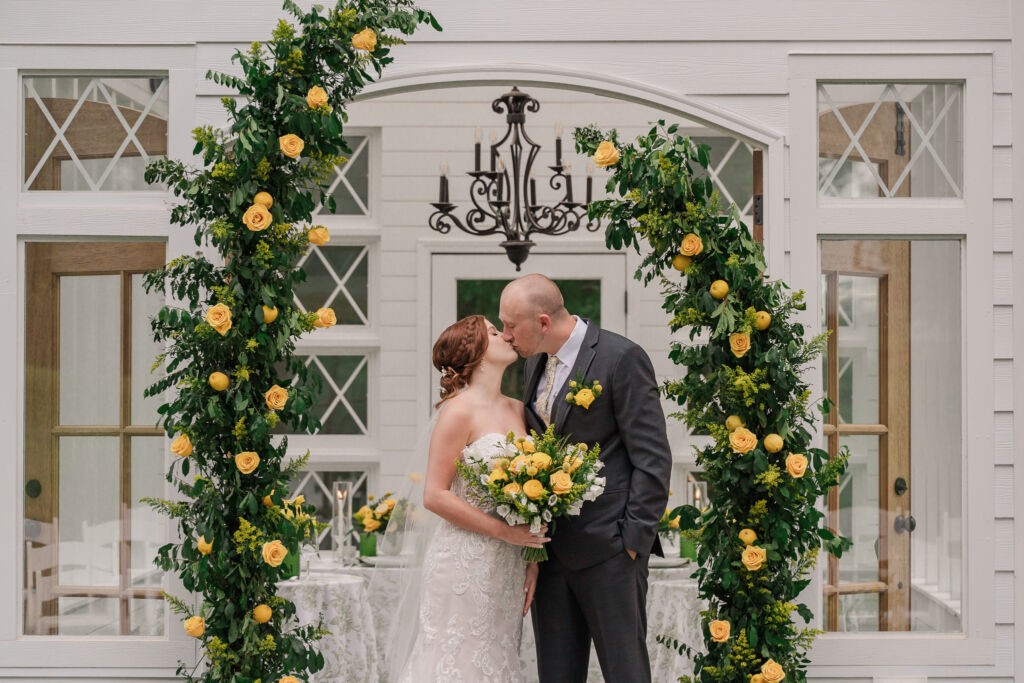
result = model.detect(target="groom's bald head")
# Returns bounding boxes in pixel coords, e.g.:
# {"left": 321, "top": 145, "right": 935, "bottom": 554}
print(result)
{"left": 499, "top": 275, "right": 572, "bottom": 357}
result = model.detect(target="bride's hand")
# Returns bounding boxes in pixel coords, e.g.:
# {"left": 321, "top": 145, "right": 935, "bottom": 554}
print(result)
{"left": 503, "top": 524, "right": 549, "bottom": 548}
{"left": 523, "top": 561, "right": 539, "bottom": 616}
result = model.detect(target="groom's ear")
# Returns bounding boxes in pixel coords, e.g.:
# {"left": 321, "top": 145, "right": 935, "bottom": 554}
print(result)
{"left": 538, "top": 314, "right": 551, "bottom": 333}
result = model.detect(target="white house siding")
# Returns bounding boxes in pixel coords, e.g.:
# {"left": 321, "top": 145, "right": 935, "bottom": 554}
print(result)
{"left": 0, "top": 1, "right": 1019, "bottom": 680}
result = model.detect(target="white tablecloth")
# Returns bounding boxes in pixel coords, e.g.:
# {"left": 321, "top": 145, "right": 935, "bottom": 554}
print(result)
{"left": 282, "top": 558, "right": 702, "bottom": 682}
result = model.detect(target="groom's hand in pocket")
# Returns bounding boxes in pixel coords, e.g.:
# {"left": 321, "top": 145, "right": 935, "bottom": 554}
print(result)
{"left": 523, "top": 561, "right": 539, "bottom": 616}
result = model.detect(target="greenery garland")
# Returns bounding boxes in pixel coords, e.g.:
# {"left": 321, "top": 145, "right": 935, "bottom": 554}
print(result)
{"left": 141, "top": 2, "right": 438, "bottom": 681}
{"left": 575, "top": 123, "right": 852, "bottom": 683}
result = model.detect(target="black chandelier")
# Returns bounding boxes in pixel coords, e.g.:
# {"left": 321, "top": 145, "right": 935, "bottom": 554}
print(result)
{"left": 429, "top": 86, "right": 601, "bottom": 270}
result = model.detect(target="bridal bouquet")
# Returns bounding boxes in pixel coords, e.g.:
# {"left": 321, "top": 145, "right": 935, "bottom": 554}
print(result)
{"left": 457, "top": 425, "right": 605, "bottom": 561}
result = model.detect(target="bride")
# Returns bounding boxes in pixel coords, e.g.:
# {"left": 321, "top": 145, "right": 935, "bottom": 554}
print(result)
{"left": 390, "top": 314, "right": 548, "bottom": 682}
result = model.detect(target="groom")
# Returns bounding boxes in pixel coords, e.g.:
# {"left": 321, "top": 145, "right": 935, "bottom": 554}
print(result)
{"left": 500, "top": 274, "right": 671, "bottom": 683}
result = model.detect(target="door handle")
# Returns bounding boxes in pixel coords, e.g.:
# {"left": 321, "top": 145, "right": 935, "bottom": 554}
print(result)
{"left": 894, "top": 514, "right": 916, "bottom": 534}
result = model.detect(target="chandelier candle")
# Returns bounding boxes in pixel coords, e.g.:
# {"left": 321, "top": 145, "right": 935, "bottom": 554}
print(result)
{"left": 555, "top": 122, "right": 563, "bottom": 166}
{"left": 474, "top": 127, "right": 482, "bottom": 172}
{"left": 439, "top": 162, "right": 449, "bottom": 203}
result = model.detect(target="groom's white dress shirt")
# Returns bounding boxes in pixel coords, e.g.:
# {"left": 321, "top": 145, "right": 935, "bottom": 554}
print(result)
{"left": 533, "top": 316, "right": 588, "bottom": 420}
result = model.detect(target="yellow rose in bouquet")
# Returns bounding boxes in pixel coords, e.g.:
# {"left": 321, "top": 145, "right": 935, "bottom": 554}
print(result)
{"left": 352, "top": 28, "right": 377, "bottom": 51}
{"left": 458, "top": 425, "right": 605, "bottom": 561}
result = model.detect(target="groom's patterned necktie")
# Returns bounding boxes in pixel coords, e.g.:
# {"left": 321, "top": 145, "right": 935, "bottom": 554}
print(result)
{"left": 536, "top": 355, "right": 561, "bottom": 425}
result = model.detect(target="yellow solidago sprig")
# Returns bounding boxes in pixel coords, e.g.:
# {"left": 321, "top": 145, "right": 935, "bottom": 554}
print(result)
{"left": 232, "top": 517, "right": 264, "bottom": 554}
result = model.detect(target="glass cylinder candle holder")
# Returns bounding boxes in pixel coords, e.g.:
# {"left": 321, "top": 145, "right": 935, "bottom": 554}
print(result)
{"left": 332, "top": 481, "right": 353, "bottom": 562}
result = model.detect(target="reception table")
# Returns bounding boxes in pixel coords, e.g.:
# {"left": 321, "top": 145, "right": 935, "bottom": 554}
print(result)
{"left": 279, "top": 558, "right": 703, "bottom": 682}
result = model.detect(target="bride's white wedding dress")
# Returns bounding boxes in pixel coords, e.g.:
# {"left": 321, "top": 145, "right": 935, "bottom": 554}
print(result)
{"left": 397, "top": 433, "right": 527, "bottom": 683}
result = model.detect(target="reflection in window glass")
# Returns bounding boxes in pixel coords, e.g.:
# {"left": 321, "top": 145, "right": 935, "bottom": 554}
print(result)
{"left": 818, "top": 82, "right": 963, "bottom": 198}
{"left": 23, "top": 75, "right": 168, "bottom": 191}
{"left": 821, "top": 239, "right": 961, "bottom": 632}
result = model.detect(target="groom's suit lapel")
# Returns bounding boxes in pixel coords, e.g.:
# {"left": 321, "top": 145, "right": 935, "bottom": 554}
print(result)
{"left": 552, "top": 321, "right": 600, "bottom": 435}
{"left": 524, "top": 353, "right": 548, "bottom": 431}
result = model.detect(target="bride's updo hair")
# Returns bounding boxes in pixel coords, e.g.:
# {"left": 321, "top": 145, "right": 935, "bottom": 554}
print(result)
{"left": 432, "top": 315, "right": 488, "bottom": 407}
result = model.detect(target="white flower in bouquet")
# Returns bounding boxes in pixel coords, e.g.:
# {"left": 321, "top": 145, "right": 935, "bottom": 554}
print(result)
{"left": 542, "top": 509, "right": 553, "bottom": 522}
{"left": 527, "top": 503, "right": 538, "bottom": 513}
{"left": 530, "top": 518, "right": 543, "bottom": 534}
{"left": 547, "top": 494, "right": 559, "bottom": 506}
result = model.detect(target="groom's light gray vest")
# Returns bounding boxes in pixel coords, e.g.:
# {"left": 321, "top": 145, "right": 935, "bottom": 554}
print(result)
{"left": 523, "top": 321, "right": 671, "bottom": 571}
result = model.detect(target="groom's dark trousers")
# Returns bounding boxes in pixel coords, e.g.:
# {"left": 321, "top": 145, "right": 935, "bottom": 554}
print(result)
{"left": 525, "top": 322, "right": 671, "bottom": 683}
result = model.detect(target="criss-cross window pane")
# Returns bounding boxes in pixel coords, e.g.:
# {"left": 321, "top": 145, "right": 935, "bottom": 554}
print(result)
{"left": 23, "top": 75, "right": 168, "bottom": 191}
{"left": 818, "top": 82, "right": 963, "bottom": 198}
{"left": 692, "top": 136, "right": 754, "bottom": 216}
{"left": 295, "top": 245, "right": 369, "bottom": 325}
{"left": 316, "top": 136, "right": 370, "bottom": 215}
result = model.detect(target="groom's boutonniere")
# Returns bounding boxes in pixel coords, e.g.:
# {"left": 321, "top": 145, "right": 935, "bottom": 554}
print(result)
{"left": 565, "top": 371, "right": 602, "bottom": 410}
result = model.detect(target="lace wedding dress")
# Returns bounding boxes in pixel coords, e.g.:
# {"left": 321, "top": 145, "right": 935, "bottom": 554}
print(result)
{"left": 397, "top": 433, "right": 527, "bottom": 683}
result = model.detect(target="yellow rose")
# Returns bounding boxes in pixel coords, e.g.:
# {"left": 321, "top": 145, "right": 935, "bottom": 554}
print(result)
{"left": 671, "top": 254, "right": 692, "bottom": 272}
{"left": 352, "top": 28, "right": 377, "bottom": 51}
{"left": 261, "top": 540, "right": 288, "bottom": 567}
{"left": 253, "top": 191, "right": 273, "bottom": 209}
{"left": 502, "top": 482, "right": 523, "bottom": 496}
{"left": 280, "top": 677, "right": 301, "bottom": 683}
{"left": 263, "top": 493, "right": 274, "bottom": 507}
{"left": 550, "top": 470, "right": 573, "bottom": 495}
{"left": 668, "top": 516, "right": 680, "bottom": 529}
{"left": 729, "top": 332, "right": 751, "bottom": 358}
{"left": 235, "top": 451, "right": 260, "bottom": 475}
{"left": 509, "top": 454, "right": 531, "bottom": 474}
{"left": 353, "top": 504, "right": 370, "bottom": 519}
{"left": 306, "top": 85, "right": 328, "bottom": 109}
{"left": 738, "top": 528, "right": 757, "bottom": 546}
{"left": 197, "top": 535, "right": 213, "bottom": 555}
{"left": 209, "top": 372, "right": 229, "bottom": 391}
{"left": 725, "top": 415, "right": 744, "bottom": 432}
{"left": 526, "top": 465, "right": 539, "bottom": 477}
{"left": 262, "top": 305, "right": 278, "bottom": 324}
{"left": 742, "top": 545, "right": 767, "bottom": 571}
{"left": 680, "top": 233, "right": 704, "bottom": 256}
{"left": 761, "top": 659, "right": 785, "bottom": 683}
{"left": 568, "top": 455, "right": 584, "bottom": 473}
{"left": 362, "top": 516, "right": 382, "bottom": 532}
{"left": 592, "top": 140, "right": 620, "bottom": 167}
{"left": 253, "top": 604, "right": 272, "bottom": 624}
{"left": 278, "top": 134, "right": 305, "bottom": 159}
{"left": 243, "top": 203, "right": 272, "bottom": 232}
{"left": 184, "top": 616, "right": 205, "bottom": 638}
{"left": 530, "top": 452, "right": 553, "bottom": 470}
{"left": 206, "top": 303, "right": 232, "bottom": 335}
{"left": 786, "top": 453, "right": 808, "bottom": 478}
{"left": 314, "top": 307, "right": 337, "bottom": 328}
{"left": 574, "top": 388, "right": 596, "bottom": 409}
{"left": 383, "top": 498, "right": 395, "bottom": 510}
{"left": 708, "top": 619, "right": 730, "bottom": 643}
{"left": 751, "top": 676, "right": 766, "bottom": 683}
{"left": 308, "top": 226, "right": 330, "bottom": 246}
{"left": 523, "top": 479, "right": 545, "bottom": 500}
{"left": 489, "top": 467, "right": 509, "bottom": 484}
{"left": 265, "top": 384, "right": 289, "bottom": 411}
{"left": 170, "top": 434, "right": 193, "bottom": 458}
{"left": 764, "top": 433, "right": 784, "bottom": 453}
{"left": 516, "top": 439, "right": 536, "bottom": 454}
{"left": 730, "top": 427, "right": 758, "bottom": 454}
{"left": 755, "top": 310, "right": 771, "bottom": 330}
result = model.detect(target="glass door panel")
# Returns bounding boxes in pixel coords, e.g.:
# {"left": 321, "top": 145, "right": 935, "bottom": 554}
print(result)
{"left": 821, "top": 239, "right": 963, "bottom": 633}
{"left": 24, "top": 241, "right": 167, "bottom": 636}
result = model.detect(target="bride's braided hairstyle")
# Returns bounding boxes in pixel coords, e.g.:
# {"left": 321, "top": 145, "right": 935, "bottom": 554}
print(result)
{"left": 432, "top": 315, "right": 488, "bottom": 407}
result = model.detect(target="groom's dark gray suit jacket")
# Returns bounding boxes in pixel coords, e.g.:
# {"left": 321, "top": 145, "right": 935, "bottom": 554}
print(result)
{"left": 523, "top": 320, "right": 672, "bottom": 571}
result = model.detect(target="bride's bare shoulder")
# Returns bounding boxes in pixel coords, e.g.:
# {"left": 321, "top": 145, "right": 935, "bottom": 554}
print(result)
{"left": 434, "top": 396, "right": 475, "bottom": 435}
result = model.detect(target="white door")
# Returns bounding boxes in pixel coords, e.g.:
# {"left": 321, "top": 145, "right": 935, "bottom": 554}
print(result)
{"left": 431, "top": 251, "right": 627, "bottom": 399}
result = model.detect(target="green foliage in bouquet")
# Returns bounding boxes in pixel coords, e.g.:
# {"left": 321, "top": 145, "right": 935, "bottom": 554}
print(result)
{"left": 457, "top": 426, "right": 605, "bottom": 562}
{"left": 574, "top": 122, "right": 852, "bottom": 683}
{"left": 139, "top": 2, "right": 438, "bottom": 681}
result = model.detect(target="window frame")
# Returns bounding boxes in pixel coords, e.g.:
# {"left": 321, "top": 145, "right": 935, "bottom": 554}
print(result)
{"left": 789, "top": 52, "right": 996, "bottom": 671}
